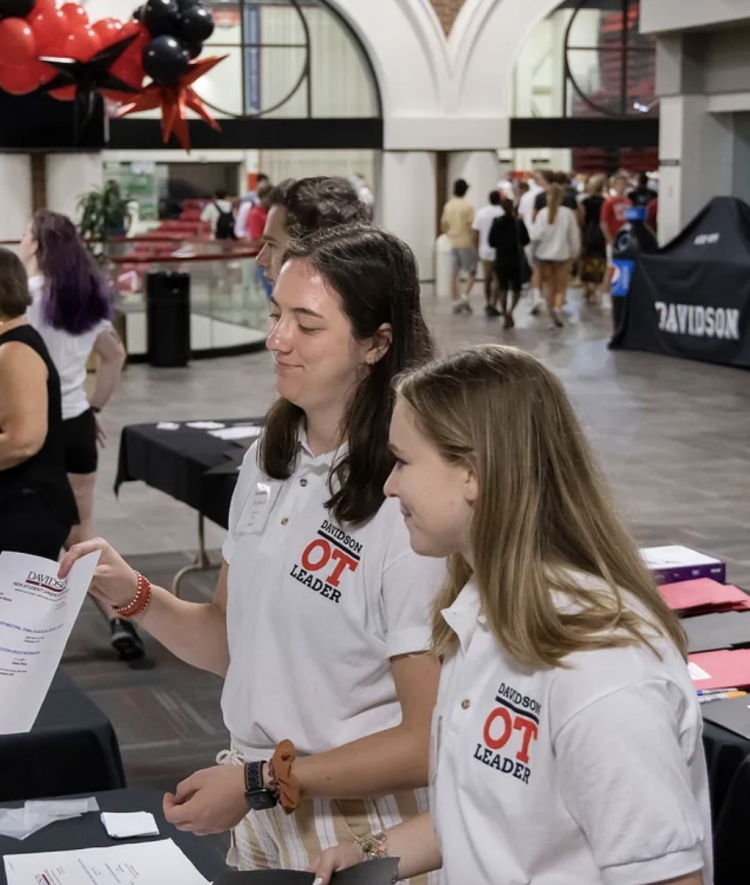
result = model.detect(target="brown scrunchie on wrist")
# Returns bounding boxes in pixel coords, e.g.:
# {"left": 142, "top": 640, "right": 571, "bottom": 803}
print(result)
{"left": 270, "top": 739, "right": 301, "bottom": 815}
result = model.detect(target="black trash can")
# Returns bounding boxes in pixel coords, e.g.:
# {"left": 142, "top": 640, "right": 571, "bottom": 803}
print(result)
{"left": 146, "top": 271, "right": 191, "bottom": 367}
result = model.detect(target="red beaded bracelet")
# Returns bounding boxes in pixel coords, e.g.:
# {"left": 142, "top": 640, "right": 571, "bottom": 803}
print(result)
{"left": 113, "top": 571, "right": 152, "bottom": 619}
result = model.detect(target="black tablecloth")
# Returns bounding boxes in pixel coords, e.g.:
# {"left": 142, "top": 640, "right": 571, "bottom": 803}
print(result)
{"left": 0, "top": 669, "right": 125, "bottom": 803}
{"left": 0, "top": 787, "right": 227, "bottom": 884}
{"left": 115, "top": 419, "right": 263, "bottom": 529}
{"left": 703, "top": 722, "right": 750, "bottom": 885}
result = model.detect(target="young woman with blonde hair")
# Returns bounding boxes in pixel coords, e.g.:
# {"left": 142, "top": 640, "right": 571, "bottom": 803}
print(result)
{"left": 313, "top": 344, "right": 711, "bottom": 885}
{"left": 531, "top": 183, "right": 581, "bottom": 328}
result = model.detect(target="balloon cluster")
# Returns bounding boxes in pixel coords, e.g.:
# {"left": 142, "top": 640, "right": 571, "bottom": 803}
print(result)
{"left": 0, "top": 0, "right": 222, "bottom": 151}
{"left": 0, "top": 0, "right": 215, "bottom": 99}
{"left": 134, "top": 0, "right": 214, "bottom": 88}
{"left": 0, "top": 0, "right": 151, "bottom": 99}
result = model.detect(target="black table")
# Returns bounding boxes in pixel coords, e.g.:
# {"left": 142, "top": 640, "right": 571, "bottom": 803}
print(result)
{"left": 0, "top": 669, "right": 125, "bottom": 803}
{"left": 115, "top": 419, "right": 263, "bottom": 529}
{"left": 703, "top": 721, "right": 750, "bottom": 885}
{"left": 116, "top": 419, "right": 262, "bottom": 594}
{"left": 0, "top": 787, "right": 227, "bottom": 884}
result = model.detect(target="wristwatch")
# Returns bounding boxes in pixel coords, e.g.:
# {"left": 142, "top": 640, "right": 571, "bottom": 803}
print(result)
{"left": 244, "top": 761, "right": 278, "bottom": 811}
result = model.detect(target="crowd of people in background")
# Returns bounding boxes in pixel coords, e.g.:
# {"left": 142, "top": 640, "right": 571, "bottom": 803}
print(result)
{"left": 442, "top": 167, "right": 659, "bottom": 330}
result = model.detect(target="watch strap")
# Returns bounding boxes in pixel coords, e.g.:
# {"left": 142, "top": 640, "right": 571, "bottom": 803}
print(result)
{"left": 245, "top": 761, "right": 265, "bottom": 795}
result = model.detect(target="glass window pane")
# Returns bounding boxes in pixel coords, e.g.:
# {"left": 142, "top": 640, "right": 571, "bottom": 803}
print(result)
{"left": 305, "top": 5, "right": 377, "bottom": 118}
{"left": 567, "top": 48, "right": 625, "bottom": 117}
{"left": 627, "top": 48, "right": 656, "bottom": 114}
{"left": 204, "top": 1, "right": 242, "bottom": 46}
{"left": 192, "top": 46, "right": 245, "bottom": 117}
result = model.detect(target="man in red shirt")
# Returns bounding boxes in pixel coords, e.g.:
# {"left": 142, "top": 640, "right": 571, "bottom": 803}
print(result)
{"left": 237, "top": 182, "right": 273, "bottom": 296}
{"left": 600, "top": 172, "right": 632, "bottom": 247}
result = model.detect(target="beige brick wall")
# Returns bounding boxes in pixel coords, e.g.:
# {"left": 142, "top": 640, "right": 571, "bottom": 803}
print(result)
{"left": 429, "top": 0, "right": 467, "bottom": 34}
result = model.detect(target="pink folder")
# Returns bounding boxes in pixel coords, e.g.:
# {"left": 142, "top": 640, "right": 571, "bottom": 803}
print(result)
{"left": 688, "top": 650, "right": 750, "bottom": 690}
{"left": 658, "top": 578, "right": 750, "bottom": 614}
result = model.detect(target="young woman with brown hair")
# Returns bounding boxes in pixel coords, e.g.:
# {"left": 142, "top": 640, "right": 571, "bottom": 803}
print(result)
{"left": 60, "top": 225, "right": 445, "bottom": 881}
{"left": 313, "top": 344, "right": 711, "bottom": 885}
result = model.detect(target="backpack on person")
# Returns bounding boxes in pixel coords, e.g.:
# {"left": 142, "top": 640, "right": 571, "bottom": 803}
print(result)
{"left": 214, "top": 202, "right": 236, "bottom": 241}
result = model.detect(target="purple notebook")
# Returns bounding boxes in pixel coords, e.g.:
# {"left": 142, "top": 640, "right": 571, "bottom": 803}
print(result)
{"left": 641, "top": 545, "right": 726, "bottom": 585}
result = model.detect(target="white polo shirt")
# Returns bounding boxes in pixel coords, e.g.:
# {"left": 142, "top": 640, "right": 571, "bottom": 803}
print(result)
{"left": 431, "top": 578, "right": 713, "bottom": 885}
{"left": 221, "top": 436, "right": 446, "bottom": 759}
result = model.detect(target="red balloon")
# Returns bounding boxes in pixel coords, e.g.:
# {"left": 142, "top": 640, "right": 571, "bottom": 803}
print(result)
{"left": 0, "top": 18, "right": 37, "bottom": 68}
{"left": 29, "top": 0, "right": 58, "bottom": 13}
{"left": 91, "top": 18, "right": 122, "bottom": 45}
{"left": 109, "top": 22, "right": 149, "bottom": 90}
{"left": 50, "top": 84, "right": 76, "bottom": 101}
{"left": 60, "top": 3, "right": 88, "bottom": 26}
{"left": 28, "top": 8, "right": 68, "bottom": 56}
{"left": 0, "top": 61, "right": 52, "bottom": 95}
{"left": 63, "top": 25, "right": 101, "bottom": 60}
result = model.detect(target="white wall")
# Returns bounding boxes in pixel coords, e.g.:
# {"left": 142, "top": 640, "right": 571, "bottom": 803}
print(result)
{"left": 46, "top": 154, "right": 103, "bottom": 222}
{"left": 0, "top": 156, "right": 32, "bottom": 241}
{"left": 641, "top": 0, "right": 750, "bottom": 35}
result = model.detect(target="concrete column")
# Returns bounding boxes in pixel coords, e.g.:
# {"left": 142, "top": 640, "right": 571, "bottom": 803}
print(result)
{"left": 447, "top": 150, "right": 500, "bottom": 210}
{"left": 0, "top": 155, "right": 32, "bottom": 242}
{"left": 657, "top": 96, "right": 734, "bottom": 244}
{"left": 377, "top": 151, "right": 437, "bottom": 282}
{"left": 46, "top": 153, "right": 103, "bottom": 222}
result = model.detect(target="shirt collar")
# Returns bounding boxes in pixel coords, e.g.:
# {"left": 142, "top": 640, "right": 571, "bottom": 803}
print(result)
{"left": 297, "top": 429, "right": 349, "bottom": 471}
{"left": 441, "top": 580, "right": 487, "bottom": 654}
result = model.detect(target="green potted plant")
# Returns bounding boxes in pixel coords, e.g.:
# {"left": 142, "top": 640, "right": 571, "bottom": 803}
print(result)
{"left": 77, "top": 180, "right": 130, "bottom": 257}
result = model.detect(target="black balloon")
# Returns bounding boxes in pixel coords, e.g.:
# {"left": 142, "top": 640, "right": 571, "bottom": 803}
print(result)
{"left": 186, "top": 41, "right": 202, "bottom": 60}
{"left": 132, "top": 5, "right": 146, "bottom": 22}
{"left": 143, "top": 0, "right": 182, "bottom": 38}
{"left": 143, "top": 35, "right": 190, "bottom": 86}
{"left": 0, "top": 0, "right": 35, "bottom": 18}
{"left": 179, "top": 6, "right": 213, "bottom": 43}
{"left": 176, "top": 0, "right": 200, "bottom": 10}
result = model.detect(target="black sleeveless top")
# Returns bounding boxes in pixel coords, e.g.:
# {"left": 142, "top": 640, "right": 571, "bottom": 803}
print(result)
{"left": 0, "top": 324, "right": 78, "bottom": 528}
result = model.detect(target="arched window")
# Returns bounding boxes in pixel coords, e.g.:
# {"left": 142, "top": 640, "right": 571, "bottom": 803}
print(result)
{"left": 192, "top": 0, "right": 381, "bottom": 120}
{"left": 514, "top": 0, "right": 655, "bottom": 120}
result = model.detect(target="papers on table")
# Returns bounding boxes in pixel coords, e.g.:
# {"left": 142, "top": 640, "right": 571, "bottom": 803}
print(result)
{"left": 209, "top": 425, "right": 263, "bottom": 441}
{"left": 0, "top": 798, "right": 99, "bottom": 841}
{"left": 100, "top": 811, "right": 159, "bottom": 839}
{"left": 701, "top": 695, "right": 750, "bottom": 740}
{"left": 658, "top": 578, "right": 750, "bottom": 616}
{"left": 684, "top": 611, "right": 750, "bottom": 653}
{"left": 156, "top": 422, "right": 179, "bottom": 431}
{"left": 688, "top": 649, "right": 750, "bottom": 691}
{"left": 186, "top": 421, "right": 226, "bottom": 430}
{"left": 0, "top": 550, "right": 100, "bottom": 735}
{"left": 3, "top": 838, "right": 209, "bottom": 885}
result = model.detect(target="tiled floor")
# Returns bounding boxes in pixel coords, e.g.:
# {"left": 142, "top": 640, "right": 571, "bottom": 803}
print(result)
{"left": 63, "top": 287, "right": 750, "bottom": 798}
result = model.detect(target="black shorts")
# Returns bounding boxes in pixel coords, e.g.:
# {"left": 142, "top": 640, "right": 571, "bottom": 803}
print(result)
{"left": 494, "top": 265, "right": 522, "bottom": 292}
{"left": 63, "top": 408, "right": 98, "bottom": 475}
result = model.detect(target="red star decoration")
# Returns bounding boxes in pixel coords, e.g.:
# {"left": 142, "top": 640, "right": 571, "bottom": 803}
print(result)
{"left": 117, "top": 55, "right": 226, "bottom": 152}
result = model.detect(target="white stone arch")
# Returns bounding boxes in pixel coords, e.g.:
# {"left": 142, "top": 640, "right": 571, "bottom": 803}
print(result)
{"left": 323, "top": 0, "right": 449, "bottom": 115}
{"left": 449, "top": 0, "right": 568, "bottom": 125}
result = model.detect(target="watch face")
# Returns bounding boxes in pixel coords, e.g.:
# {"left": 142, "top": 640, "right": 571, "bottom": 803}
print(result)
{"left": 246, "top": 790, "right": 277, "bottom": 812}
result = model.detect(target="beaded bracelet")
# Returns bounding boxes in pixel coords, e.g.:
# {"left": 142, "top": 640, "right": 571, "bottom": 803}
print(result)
{"left": 113, "top": 571, "right": 152, "bottom": 619}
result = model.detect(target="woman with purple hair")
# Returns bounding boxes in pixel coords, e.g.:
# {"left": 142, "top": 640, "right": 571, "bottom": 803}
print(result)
{"left": 20, "top": 210, "right": 143, "bottom": 662}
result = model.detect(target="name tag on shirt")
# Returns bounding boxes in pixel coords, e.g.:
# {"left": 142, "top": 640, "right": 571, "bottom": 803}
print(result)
{"left": 237, "top": 482, "right": 275, "bottom": 535}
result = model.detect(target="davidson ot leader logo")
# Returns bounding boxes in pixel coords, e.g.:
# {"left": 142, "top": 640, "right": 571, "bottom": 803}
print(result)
{"left": 26, "top": 572, "right": 67, "bottom": 593}
{"left": 655, "top": 302, "right": 740, "bottom": 340}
